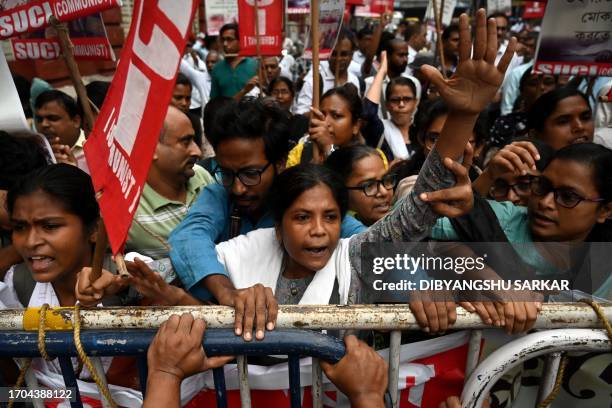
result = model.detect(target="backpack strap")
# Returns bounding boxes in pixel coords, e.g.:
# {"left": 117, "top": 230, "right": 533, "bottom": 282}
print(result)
{"left": 229, "top": 207, "right": 242, "bottom": 239}
{"left": 12, "top": 263, "right": 37, "bottom": 307}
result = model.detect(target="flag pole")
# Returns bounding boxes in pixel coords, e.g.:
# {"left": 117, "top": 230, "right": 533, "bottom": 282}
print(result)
{"left": 50, "top": 16, "right": 129, "bottom": 282}
{"left": 311, "top": 0, "right": 321, "bottom": 160}
{"left": 254, "top": 0, "right": 265, "bottom": 93}
{"left": 431, "top": 0, "right": 448, "bottom": 79}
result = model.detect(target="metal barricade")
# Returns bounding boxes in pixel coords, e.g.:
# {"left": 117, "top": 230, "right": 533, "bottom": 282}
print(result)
{"left": 0, "top": 303, "right": 610, "bottom": 408}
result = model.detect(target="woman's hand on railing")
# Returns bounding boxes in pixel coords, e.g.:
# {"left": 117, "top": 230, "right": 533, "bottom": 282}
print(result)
{"left": 461, "top": 297, "right": 543, "bottom": 335}
{"left": 218, "top": 283, "right": 278, "bottom": 342}
{"left": 409, "top": 290, "right": 458, "bottom": 334}
{"left": 320, "top": 335, "right": 388, "bottom": 408}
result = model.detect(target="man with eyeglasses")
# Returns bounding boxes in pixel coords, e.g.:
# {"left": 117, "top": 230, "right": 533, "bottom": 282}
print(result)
{"left": 169, "top": 98, "right": 366, "bottom": 341}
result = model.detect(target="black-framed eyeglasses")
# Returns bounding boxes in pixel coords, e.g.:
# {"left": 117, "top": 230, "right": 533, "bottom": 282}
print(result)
{"left": 530, "top": 176, "right": 604, "bottom": 209}
{"left": 388, "top": 96, "right": 415, "bottom": 105}
{"left": 213, "top": 163, "right": 272, "bottom": 187}
{"left": 490, "top": 178, "right": 532, "bottom": 199}
{"left": 347, "top": 174, "right": 398, "bottom": 197}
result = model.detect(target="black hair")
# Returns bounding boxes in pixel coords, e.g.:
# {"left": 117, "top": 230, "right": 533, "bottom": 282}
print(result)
{"left": 267, "top": 163, "right": 348, "bottom": 223}
{"left": 357, "top": 26, "right": 374, "bottom": 40}
{"left": 175, "top": 72, "right": 193, "bottom": 89}
{"left": 204, "top": 35, "right": 218, "bottom": 49}
{"left": 7, "top": 163, "right": 99, "bottom": 231}
{"left": 325, "top": 144, "right": 380, "bottom": 183}
{"left": 12, "top": 74, "right": 31, "bottom": 118}
{"left": 209, "top": 97, "right": 291, "bottom": 164}
{"left": 552, "top": 143, "right": 612, "bottom": 203}
{"left": 527, "top": 87, "right": 591, "bottom": 133}
{"left": 268, "top": 76, "right": 295, "bottom": 98}
{"left": 416, "top": 97, "right": 449, "bottom": 143}
{"left": 203, "top": 96, "right": 234, "bottom": 146}
{"left": 376, "top": 31, "right": 396, "bottom": 57}
{"left": 385, "top": 76, "right": 417, "bottom": 102}
{"left": 186, "top": 111, "right": 203, "bottom": 148}
{"left": 321, "top": 84, "right": 362, "bottom": 124}
{"left": 473, "top": 111, "right": 489, "bottom": 148}
{"left": 219, "top": 23, "right": 238, "bottom": 38}
{"left": 0, "top": 131, "right": 50, "bottom": 191}
{"left": 488, "top": 12, "right": 509, "bottom": 25}
{"left": 34, "top": 90, "right": 81, "bottom": 118}
{"left": 382, "top": 38, "right": 407, "bottom": 59}
{"left": 335, "top": 28, "right": 357, "bottom": 51}
{"left": 442, "top": 23, "right": 460, "bottom": 41}
{"left": 403, "top": 22, "right": 423, "bottom": 42}
{"left": 80, "top": 81, "right": 110, "bottom": 112}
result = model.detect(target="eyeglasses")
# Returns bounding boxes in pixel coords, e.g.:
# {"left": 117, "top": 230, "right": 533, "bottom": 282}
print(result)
{"left": 271, "top": 88, "right": 291, "bottom": 96}
{"left": 388, "top": 96, "right": 416, "bottom": 105}
{"left": 347, "top": 174, "right": 398, "bottom": 197}
{"left": 530, "top": 176, "right": 604, "bottom": 209}
{"left": 489, "top": 178, "right": 532, "bottom": 199}
{"left": 214, "top": 163, "right": 272, "bottom": 187}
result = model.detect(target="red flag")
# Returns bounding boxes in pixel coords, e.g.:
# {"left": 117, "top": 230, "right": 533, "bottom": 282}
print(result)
{"left": 523, "top": 2, "right": 547, "bottom": 19}
{"left": 238, "top": 0, "right": 284, "bottom": 56}
{"left": 84, "top": 0, "right": 198, "bottom": 254}
{"left": 0, "top": 0, "right": 120, "bottom": 40}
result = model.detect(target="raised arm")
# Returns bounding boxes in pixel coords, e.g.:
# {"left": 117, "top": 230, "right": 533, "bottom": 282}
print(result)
{"left": 365, "top": 51, "right": 387, "bottom": 105}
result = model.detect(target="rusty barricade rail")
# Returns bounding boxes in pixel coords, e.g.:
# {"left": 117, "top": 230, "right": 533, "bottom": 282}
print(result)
{"left": 0, "top": 303, "right": 610, "bottom": 408}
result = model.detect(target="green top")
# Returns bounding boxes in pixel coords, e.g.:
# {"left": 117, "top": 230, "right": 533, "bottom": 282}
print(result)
{"left": 127, "top": 165, "right": 214, "bottom": 260}
{"left": 210, "top": 57, "right": 258, "bottom": 98}
{"left": 430, "top": 200, "right": 558, "bottom": 276}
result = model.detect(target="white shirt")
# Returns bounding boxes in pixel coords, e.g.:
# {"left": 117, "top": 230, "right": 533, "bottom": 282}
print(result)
{"left": 295, "top": 61, "right": 361, "bottom": 115}
{"left": 179, "top": 59, "right": 211, "bottom": 110}
{"left": 594, "top": 80, "right": 612, "bottom": 149}
{"left": 408, "top": 46, "right": 418, "bottom": 64}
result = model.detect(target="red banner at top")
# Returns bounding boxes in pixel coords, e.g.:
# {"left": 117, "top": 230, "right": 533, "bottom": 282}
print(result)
{"left": 0, "top": 0, "right": 120, "bottom": 40}
{"left": 84, "top": 0, "right": 197, "bottom": 254}
{"left": 238, "top": 0, "right": 283, "bottom": 56}
{"left": 370, "top": 0, "right": 393, "bottom": 14}
{"left": 523, "top": 1, "right": 546, "bottom": 19}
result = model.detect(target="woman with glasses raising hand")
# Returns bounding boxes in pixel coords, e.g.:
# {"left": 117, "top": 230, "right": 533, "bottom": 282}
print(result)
{"left": 473, "top": 138, "right": 554, "bottom": 206}
{"left": 433, "top": 142, "right": 612, "bottom": 298}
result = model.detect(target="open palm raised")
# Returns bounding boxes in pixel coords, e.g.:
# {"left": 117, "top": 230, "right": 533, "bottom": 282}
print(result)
{"left": 421, "top": 9, "right": 517, "bottom": 115}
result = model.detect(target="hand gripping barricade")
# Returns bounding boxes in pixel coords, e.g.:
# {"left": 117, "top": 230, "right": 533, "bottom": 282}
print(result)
{"left": 0, "top": 303, "right": 610, "bottom": 408}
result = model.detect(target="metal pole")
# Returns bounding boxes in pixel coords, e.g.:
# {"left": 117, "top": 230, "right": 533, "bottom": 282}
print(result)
{"left": 237, "top": 355, "right": 252, "bottom": 408}
{"left": 5, "top": 304, "right": 610, "bottom": 331}
{"left": 388, "top": 330, "right": 402, "bottom": 408}
{"left": 536, "top": 352, "right": 562, "bottom": 407}
{"left": 465, "top": 329, "right": 482, "bottom": 379}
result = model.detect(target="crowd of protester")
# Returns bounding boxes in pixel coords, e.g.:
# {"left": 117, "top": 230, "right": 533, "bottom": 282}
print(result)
{"left": 0, "top": 6, "right": 611, "bottom": 407}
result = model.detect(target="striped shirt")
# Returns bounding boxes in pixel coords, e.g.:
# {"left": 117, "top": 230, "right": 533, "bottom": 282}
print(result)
{"left": 127, "top": 165, "right": 214, "bottom": 260}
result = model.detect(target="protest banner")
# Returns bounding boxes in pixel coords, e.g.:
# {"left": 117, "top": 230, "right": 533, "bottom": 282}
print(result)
{"left": 523, "top": 1, "right": 546, "bottom": 19}
{"left": 304, "top": 0, "right": 345, "bottom": 60}
{"left": 355, "top": 0, "right": 393, "bottom": 17}
{"left": 8, "top": 11, "right": 114, "bottom": 61}
{"left": 238, "top": 0, "right": 283, "bottom": 57}
{"left": 534, "top": 0, "right": 612, "bottom": 77}
{"left": 486, "top": 0, "right": 511, "bottom": 15}
{"left": 424, "top": 0, "right": 456, "bottom": 26}
{"left": 287, "top": 0, "right": 309, "bottom": 14}
{"left": 0, "top": 0, "right": 120, "bottom": 40}
{"left": 204, "top": 0, "right": 238, "bottom": 36}
{"left": 84, "top": 0, "right": 197, "bottom": 254}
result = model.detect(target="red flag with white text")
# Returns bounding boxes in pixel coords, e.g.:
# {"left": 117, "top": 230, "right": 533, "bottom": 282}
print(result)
{"left": 83, "top": 0, "right": 197, "bottom": 254}
{"left": 0, "top": 0, "right": 120, "bottom": 40}
{"left": 237, "top": 0, "right": 283, "bottom": 57}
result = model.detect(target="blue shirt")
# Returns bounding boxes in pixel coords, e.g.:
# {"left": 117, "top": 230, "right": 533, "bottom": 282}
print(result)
{"left": 169, "top": 183, "right": 366, "bottom": 300}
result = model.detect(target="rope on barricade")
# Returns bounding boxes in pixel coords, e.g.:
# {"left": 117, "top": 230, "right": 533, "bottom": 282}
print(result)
{"left": 73, "top": 304, "right": 117, "bottom": 408}
{"left": 8, "top": 302, "right": 53, "bottom": 408}
{"left": 537, "top": 299, "right": 611, "bottom": 408}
